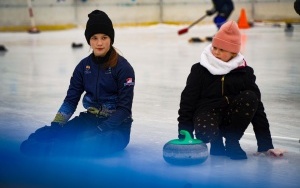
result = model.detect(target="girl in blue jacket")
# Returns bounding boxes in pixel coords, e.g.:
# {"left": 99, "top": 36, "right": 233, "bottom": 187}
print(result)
{"left": 20, "top": 10, "right": 135, "bottom": 157}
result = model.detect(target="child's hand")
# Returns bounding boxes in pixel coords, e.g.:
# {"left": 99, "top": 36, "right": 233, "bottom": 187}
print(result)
{"left": 267, "top": 148, "right": 286, "bottom": 157}
{"left": 253, "top": 148, "right": 286, "bottom": 157}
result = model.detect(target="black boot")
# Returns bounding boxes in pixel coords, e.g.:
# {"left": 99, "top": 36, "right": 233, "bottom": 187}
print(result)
{"left": 210, "top": 134, "right": 226, "bottom": 156}
{"left": 225, "top": 133, "right": 247, "bottom": 160}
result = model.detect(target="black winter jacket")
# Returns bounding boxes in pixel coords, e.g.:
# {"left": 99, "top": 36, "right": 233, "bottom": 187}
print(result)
{"left": 178, "top": 63, "right": 274, "bottom": 152}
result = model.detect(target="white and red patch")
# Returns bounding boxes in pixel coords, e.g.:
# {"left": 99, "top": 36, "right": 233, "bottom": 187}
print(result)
{"left": 124, "top": 78, "right": 135, "bottom": 86}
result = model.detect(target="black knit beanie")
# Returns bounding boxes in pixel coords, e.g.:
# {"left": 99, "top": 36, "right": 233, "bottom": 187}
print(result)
{"left": 84, "top": 10, "right": 115, "bottom": 45}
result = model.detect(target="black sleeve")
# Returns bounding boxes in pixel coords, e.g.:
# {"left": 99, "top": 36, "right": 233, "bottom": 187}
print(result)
{"left": 252, "top": 102, "right": 274, "bottom": 152}
{"left": 246, "top": 67, "right": 274, "bottom": 152}
{"left": 177, "top": 63, "right": 202, "bottom": 138}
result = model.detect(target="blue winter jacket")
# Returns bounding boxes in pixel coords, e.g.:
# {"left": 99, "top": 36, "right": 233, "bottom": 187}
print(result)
{"left": 56, "top": 53, "right": 135, "bottom": 128}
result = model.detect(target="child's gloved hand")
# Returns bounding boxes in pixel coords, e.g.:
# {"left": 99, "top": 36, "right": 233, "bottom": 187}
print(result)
{"left": 52, "top": 113, "right": 66, "bottom": 125}
{"left": 88, "top": 107, "right": 110, "bottom": 117}
{"left": 253, "top": 148, "right": 286, "bottom": 157}
{"left": 87, "top": 107, "right": 100, "bottom": 115}
{"left": 206, "top": 8, "right": 216, "bottom": 16}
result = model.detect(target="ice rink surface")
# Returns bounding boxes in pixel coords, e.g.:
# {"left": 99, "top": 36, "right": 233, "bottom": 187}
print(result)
{"left": 0, "top": 23, "right": 300, "bottom": 188}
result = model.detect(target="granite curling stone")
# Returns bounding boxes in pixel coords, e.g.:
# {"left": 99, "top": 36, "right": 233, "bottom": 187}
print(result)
{"left": 163, "top": 130, "right": 208, "bottom": 165}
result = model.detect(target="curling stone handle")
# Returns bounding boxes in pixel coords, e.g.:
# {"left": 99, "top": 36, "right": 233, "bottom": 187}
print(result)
{"left": 166, "top": 130, "right": 203, "bottom": 145}
{"left": 179, "top": 130, "right": 203, "bottom": 144}
{"left": 180, "top": 130, "right": 193, "bottom": 142}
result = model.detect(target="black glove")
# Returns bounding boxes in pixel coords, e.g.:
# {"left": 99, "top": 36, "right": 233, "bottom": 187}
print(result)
{"left": 178, "top": 122, "right": 194, "bottom": 139}
{"left": 206, "top": 9, "right": 216, "bottom": 16}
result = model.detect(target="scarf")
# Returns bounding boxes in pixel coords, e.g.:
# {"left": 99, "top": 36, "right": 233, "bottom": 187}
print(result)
{"left": 200, "top": 44, "right": 245, "bottom": 75}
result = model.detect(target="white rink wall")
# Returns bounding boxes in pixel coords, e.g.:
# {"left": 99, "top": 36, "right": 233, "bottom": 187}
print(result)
{"left": 0, "top": 0, "right": 299, "bottom": 30}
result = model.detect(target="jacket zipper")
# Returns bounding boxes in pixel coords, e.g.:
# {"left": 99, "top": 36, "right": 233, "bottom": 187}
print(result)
{"left": 221, "top": 75, "right": 230, "bottom": 104}
{"left": 95, "top": 64, "right": 100, "bottom": 104}
{"left": 95, "top": 64, "right": 101, "bottom": 120}
{"left": 221, "top": 75, "right": 225, "bottom": 96}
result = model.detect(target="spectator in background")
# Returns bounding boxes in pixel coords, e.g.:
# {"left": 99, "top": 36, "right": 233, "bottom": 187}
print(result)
{"left": 295, "top": 0, "right": 300, "bottom": 15}
{"left": 205, "top": 0, "right": 234, "bottom": 41}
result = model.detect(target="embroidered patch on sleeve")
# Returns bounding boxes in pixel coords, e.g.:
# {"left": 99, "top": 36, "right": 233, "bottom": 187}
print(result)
{"left": 124, "top": 78, "right": 135, "bottom": 86}
{"left": 84, "top": 65, "right": 91, "bottom": 74}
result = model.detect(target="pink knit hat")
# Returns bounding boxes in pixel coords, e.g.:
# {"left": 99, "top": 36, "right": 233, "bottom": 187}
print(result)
{"left": 212, "top": 21, "right": 241, "bottom": 53}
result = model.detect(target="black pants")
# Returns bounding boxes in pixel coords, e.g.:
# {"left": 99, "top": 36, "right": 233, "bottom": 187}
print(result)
{"left": 193, "top": 90, "right": 258, "bottom": 143}
{"left": 20, "top": 112, "right": 132, "bottom": 157}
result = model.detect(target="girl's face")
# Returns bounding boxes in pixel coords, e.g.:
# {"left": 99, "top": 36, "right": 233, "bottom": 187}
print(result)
{"left": 211, "top": 46, "right": 237, "bottom": 62}
{"left": 90, "top": 33, "right": 111, "bottom": 57}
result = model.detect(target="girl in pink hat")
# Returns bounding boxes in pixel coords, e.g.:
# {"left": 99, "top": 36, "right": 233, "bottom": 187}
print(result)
{"left": 177, "top": 21, "right": 285, "bottom": 160}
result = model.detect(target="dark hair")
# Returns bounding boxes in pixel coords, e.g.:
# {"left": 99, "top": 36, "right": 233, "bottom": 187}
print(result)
{"left": 101, "top": 47, "right": 118, "bottom": 69}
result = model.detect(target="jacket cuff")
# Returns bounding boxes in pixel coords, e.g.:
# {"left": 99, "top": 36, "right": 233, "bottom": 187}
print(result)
{"left": 257, "top": 142, "right": 274, "bottom": 152}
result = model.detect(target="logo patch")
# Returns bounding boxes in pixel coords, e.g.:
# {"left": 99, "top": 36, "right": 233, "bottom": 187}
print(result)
{"left": 84, "top": 65, "right": 91, "bottom": 74}
{"left": 124, "top": 78, "right": 134, "bottom": 86}
{"left": 105, "top": 67, "right": 112, "bottom": 74}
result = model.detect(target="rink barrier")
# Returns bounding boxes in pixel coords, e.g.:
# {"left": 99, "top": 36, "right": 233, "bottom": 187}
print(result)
{"left": 0, "top": 24, "right": 77, "bottom": 32}
{"left": 0, "top": 22, "right": 163, "bottom": 32}
{"left": 1, "top": 0, "right": 300, "bottom": 31}
{"left": 1, "top": 19, "right": 299, "bottom": 32}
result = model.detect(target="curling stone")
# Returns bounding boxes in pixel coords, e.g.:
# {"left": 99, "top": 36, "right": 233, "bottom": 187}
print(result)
{"left": 72, "top": 42, "right": 83, "bottom": 48}
{"left": 163, "top": 130, "right": 208, "bottom": 165}
{"left": 0, "top": 45, "right": 7, "bottom": 52}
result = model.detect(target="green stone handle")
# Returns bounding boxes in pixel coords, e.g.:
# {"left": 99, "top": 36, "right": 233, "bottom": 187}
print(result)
{"left": 167, "top": 130, "right": 203, "bottom": 145}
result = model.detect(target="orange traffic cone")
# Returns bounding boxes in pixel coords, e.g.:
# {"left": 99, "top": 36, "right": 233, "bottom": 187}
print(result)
{"left": 238, "top": 8, "right": 250, "bottom": 29}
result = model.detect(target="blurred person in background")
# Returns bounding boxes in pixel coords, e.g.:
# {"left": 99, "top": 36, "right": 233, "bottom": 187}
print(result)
{"left": 295, "top": 0, "right": 300, "bottom": 15}
{"left": 205, "top": 0, "right": 235, "bottom": 41}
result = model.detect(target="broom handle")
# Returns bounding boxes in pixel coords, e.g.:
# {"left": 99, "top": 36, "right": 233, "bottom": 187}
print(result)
{"left": 188, "top": 14, "right": 207, "bottom": 29}
{"left": 178, "top": 14, "right": 207, "bottom": 35}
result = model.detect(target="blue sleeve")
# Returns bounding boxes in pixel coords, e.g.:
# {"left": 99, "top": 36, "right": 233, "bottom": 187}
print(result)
{"left": 55, "top": 62, "right": 85, "bottom": 123}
